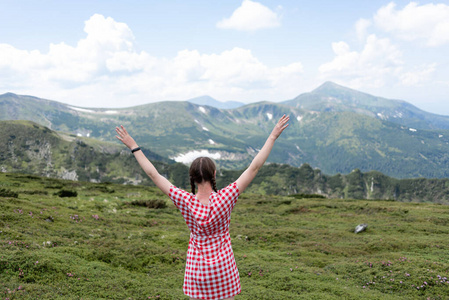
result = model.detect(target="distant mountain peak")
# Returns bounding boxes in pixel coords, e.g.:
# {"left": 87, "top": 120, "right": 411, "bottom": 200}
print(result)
{"left": 312, "top": 81, "right": 354, "bottom": 94}
{"left": 187, "top": 95, "right": 245, "bottom": 109}
{"left": 187, "top": 95, "right": 217, "bottom": 103}
{"left": 280, "top": 81, "right": 449, "bottom": 130}
{"left": 318, "top": 81, "right": 340, "bottom": 88}
{"left": 1, "top": 92, "right": 18, "bottom": 97}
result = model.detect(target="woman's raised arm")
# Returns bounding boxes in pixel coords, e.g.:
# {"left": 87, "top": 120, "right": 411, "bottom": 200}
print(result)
{"left": 236, "top": 115, "right": 290, "bottom": 193}
{"left": 115, "top": 125, "right": 171, "bottom": 196}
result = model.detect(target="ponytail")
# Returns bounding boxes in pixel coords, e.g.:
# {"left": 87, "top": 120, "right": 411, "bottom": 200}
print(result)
{"left": 211, "top": 177, "right": 217, "bottom": 193}
{"left": 190, "top": 176, "right": 196, "bottom": 194}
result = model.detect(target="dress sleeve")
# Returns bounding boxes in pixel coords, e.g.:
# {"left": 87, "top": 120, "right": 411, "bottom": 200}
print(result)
{"left": 168, "top": 185, "right": 192, "bottom": 211}
{"left": 218, "top": 181, "right": 240, "bottom": 209}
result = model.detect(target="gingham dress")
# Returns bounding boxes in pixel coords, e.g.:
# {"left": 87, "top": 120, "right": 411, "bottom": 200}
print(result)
{"left": 169, "top": 182, "right": 241, "bottom": 300}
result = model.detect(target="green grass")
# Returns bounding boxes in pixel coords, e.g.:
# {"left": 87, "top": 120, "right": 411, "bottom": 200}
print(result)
{"left": 1, "top": 172, "right": 448, "bottom": 299}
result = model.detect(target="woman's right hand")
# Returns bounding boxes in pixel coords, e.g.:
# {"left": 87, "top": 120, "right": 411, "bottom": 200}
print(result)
{"left": 115, "top": 125, "right": 139, "bottom": 149}
{"left": 116, "top": 125, "right": 171, "bottom": 196}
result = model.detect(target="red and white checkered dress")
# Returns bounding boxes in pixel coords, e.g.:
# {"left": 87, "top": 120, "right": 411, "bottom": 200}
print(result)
{"left": 169, "top": 182, "right": 241, "bottom": 300}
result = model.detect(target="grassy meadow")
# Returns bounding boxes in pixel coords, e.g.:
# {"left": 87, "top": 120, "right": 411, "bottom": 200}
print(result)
{"left": 1, "top": 172, "right": 448, "bottom": 299}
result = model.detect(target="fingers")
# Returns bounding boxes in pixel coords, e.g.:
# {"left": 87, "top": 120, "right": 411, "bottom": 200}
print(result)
{"left": 271, "top": 114, "right": 290, "bottom": 137}
{"left": 120, "top": 125, "right": 127, "bottom": 134}
{"left": 115, "top": 125, "right": 128, "bottom": 137}
{"left": 269, "top": 114, "right": 290, "bottom": 139}
{"left": 115, "top": 126, "right": 129, "bottom": 144}
{"left": 278, "top": 114, "right": 289, "bottom": 124}
{"left": 278, "top": 114, "right": 290, "bottom": 129}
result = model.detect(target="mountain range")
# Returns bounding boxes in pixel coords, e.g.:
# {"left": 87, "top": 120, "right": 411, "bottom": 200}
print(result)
{"left": 1, "top": 82, "right": 449, "bottom": 179}
{"left": 2, "top": 120, "right": 449, "bottom": 204}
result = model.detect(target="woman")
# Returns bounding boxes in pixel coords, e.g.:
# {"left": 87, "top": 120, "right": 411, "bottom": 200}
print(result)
{"left": 115, "top": 115, "right": 289, "bottom": 300}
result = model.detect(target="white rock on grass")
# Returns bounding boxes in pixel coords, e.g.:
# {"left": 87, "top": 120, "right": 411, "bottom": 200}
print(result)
{"left": 354, "top": 223, "right": 368, "bottom": 234}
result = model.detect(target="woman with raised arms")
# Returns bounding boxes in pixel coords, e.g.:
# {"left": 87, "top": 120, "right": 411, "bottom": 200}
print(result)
{"left": 115, "top": 115, "right": 289, "bottom": 300}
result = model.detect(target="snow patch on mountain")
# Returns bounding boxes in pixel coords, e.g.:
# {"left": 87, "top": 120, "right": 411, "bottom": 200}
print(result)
{"left": 69, "top": 106, "right": 95, "bottom": 113}
{"left": 172, "top": 150, "right": 221, "bottom": 164}
{"left": 69, "top": 106, "right": 120, "bottom": 115}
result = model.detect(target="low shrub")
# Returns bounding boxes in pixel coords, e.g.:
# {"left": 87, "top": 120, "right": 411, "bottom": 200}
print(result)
{"left": 54, "top": 189, "right": 78, "bottom": 197}
{"left": 0, "top": 188, "right": 18, "bottom": 198}
{"left": 126, "top": 199, "right": 167, "bottom": 209}
{"left": 288, "top": 193, "right": 326, "bottom": 199}
{"left": 286, "top": 206, "right": 310, "bottom": 214}
{"left": 20, "top": 190, "right": 49, "bottom": 195}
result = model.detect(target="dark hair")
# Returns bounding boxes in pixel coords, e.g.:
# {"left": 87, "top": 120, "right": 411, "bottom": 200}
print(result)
{"left": 189, "top": 157, "right": 217, "bottom": 194}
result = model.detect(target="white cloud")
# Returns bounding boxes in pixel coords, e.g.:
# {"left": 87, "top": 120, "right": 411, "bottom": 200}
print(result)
{"left": 0, "top": 14, "right": 304, "bottom": 107}
{"left": 374, "top": 2, "right": 449, "bottom": 47}
{"left": 318, "top": 2, "right": 441, "bottom": 93}
{"left": 83, "top": 14, "right": 134, "bottom": 51}
{"left": 309, "top": 1, "right": 441, "bottom": 101}
{"left": 200, "top": 48, "right": 269, "bottom": 85}
{"left": 216, "top": 0, "right": 281, "bottom": 31}
{"left": 106, "top": 51, "right": 154, "bottom": 73}
{"left": 319, "top": 35, "right": 403, "bottom": 88}
{"left": 355, "top": 18, "right": 371, "bottom": 41}
{"left": 47, "top": 14, "right": 136, "bottom": 82}
{"left": 0, "top": 14, "right": 137, "bottom": 88}
{"left": 399, "top": 63, "right": 436, "bottom": 86}
{"left": 319, "top": 31, "right": 437, "bottom": 91}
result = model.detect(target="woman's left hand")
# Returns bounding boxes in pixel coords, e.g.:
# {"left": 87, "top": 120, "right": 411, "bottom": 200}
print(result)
{"left": 270, "top": 114, "right": 290, "bottom": 139}
{"left": 115, "top": 125, "right": 139, "bottom": 149}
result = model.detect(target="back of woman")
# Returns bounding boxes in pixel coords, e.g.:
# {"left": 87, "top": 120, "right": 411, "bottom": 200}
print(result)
{"left": 170, "top": 181, "right": 239, "bottom": 236}
{"left": 170, "top": 180, "right": 241, "bottom": 299}
{"left": 115, "top": 115, "right": 289, "bottom": 300}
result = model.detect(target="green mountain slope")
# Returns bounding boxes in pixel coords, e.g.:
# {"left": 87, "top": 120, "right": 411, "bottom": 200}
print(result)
{"left": 2, "top": 88, "right": 449, "bottom": 178}
{"left": 0, "top": 92, "right": 76, "bottom": 130}
{"left": 283, "top": 81, "right": 449, "bottom": 130}
{"left": 3, "top": 121, "right": 449, "bottom": 203}
{"left": 0, "top": 93, "right": 304, "bottom": 170}
{"left": 288, "top": 111, "right": 449, "bottom": 178}
{"left": 0, "top": 120, "right": 182, "bottom": 185}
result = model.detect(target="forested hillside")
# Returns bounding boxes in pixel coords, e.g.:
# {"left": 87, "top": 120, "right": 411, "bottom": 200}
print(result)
{"left": 2, "top": 120, "right": 449, "bottom": 204}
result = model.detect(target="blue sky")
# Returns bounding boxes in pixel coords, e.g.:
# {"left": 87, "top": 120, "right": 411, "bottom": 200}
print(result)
{"left": 0, "top": 0, "right": 448, "bottom": 114}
